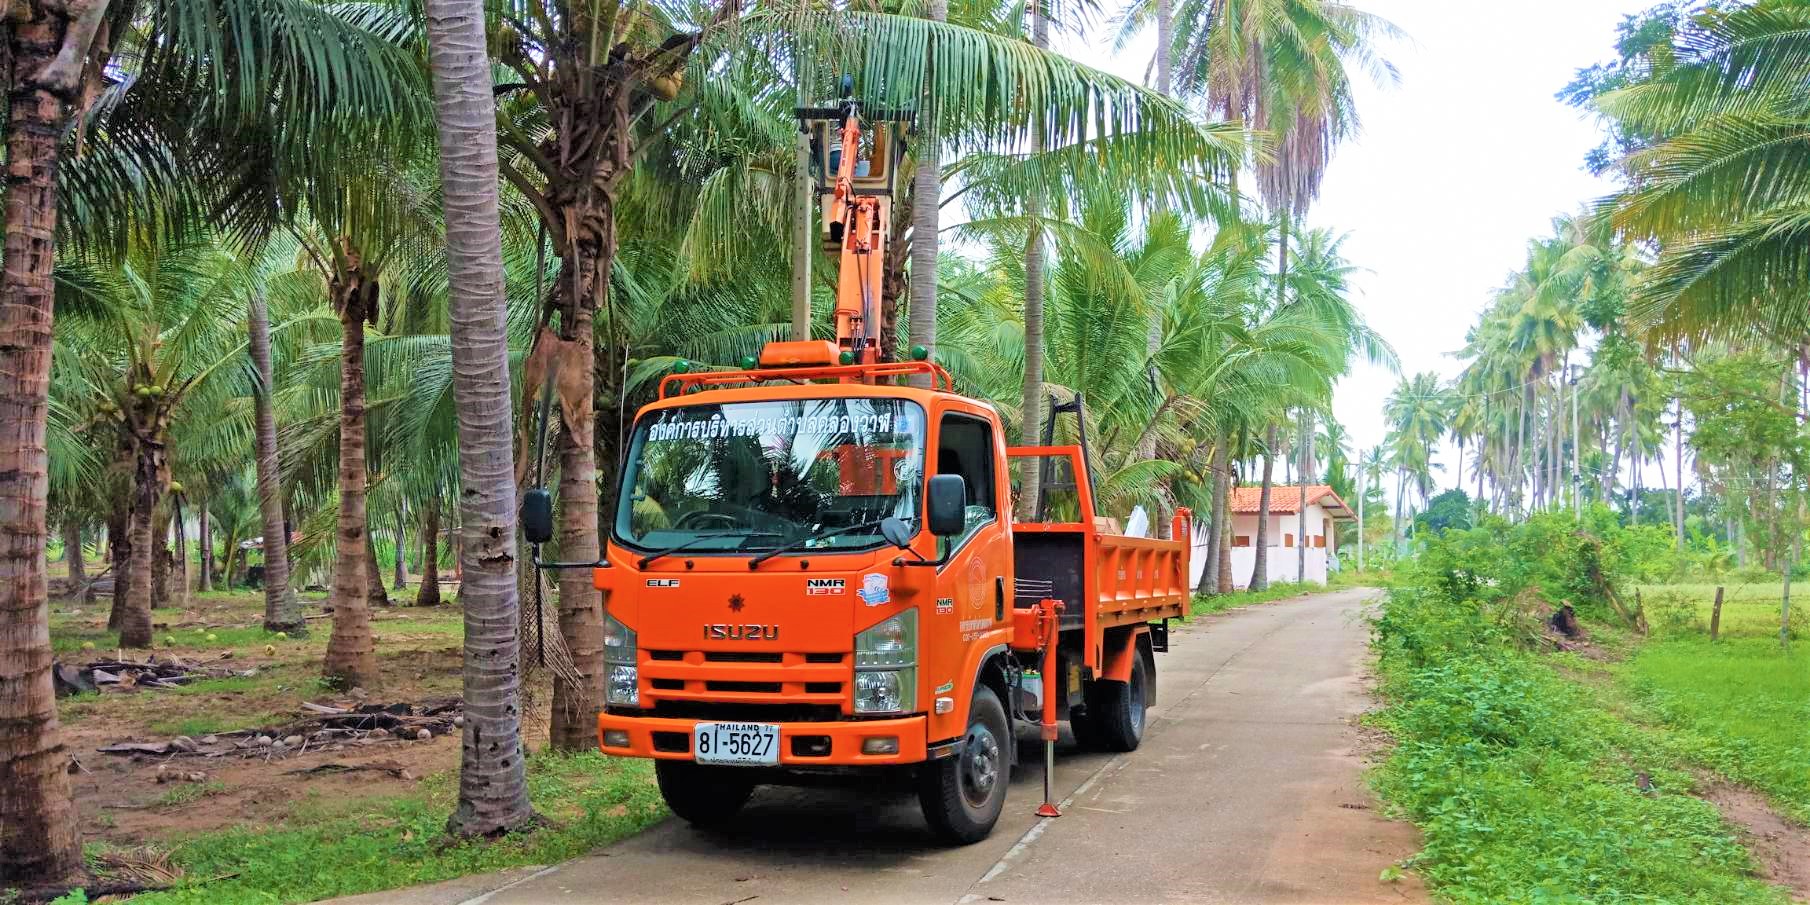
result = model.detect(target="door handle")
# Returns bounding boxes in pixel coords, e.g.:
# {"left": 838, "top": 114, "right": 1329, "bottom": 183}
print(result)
{"left": 995, "top": 577, "right": 1005, "bottom": 621}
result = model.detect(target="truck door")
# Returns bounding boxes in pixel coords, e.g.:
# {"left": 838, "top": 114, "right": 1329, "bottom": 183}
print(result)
{"left": 928, "top": 411, "right": 1012, "bottom": 739}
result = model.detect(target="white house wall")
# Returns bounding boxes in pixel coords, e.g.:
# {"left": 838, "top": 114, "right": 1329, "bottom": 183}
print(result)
{"left": 1191, "top": 504, "right": 1336, "bottom": 589}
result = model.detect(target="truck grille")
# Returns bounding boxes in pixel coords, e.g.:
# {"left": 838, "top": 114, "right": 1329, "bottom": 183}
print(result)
{"left": 639, "top": 649, "right": 849, "bottom": 712}
{"left": 651, "top": 701, "right": 844, "bottom": 723}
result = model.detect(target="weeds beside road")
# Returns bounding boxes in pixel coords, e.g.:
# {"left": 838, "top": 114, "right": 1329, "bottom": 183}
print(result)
{"left": 1368, "top": 511, "right": 1799, "bottom": 904}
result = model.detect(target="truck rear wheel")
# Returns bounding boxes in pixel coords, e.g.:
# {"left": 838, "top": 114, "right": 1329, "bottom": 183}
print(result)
{"left": 919, "top": 686, "right": 1010, "bottom": 844}
{"left": 1082, "top": 654, "right": 1149, "bottom": 752}
{"left": 656, "top": 761, "right": 756, "bottom": 828}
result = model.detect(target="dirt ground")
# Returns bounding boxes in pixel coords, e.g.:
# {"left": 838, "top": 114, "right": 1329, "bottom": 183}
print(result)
{"left": 1701, "top": 783, "right": 1810, "bottom": 902}
{"left": 48, "top": 585, "right": 517, "bottom": 852}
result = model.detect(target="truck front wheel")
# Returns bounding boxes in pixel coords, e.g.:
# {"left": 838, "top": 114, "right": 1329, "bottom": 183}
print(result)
{"left": 919, "top": 686, "right": 1010, "bottom": 844}
{"left": 656, "top": 761, "right": 756, "bottom": 828}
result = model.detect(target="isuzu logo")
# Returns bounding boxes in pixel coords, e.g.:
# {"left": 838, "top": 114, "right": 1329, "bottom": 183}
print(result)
{"left": 704, "top": 623, "right": 780, "bottom": 641}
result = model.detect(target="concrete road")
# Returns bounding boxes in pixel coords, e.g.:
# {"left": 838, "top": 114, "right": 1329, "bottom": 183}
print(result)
{"left": 329, "top": 588, "right": 1425, "bottom": 905}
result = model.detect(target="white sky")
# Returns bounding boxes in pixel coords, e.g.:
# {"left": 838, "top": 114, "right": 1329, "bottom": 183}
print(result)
{"left": 1065, "top": 0, "right": 1650, "bottom": 494}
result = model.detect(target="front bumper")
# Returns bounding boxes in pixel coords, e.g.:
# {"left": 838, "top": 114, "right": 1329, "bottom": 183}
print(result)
{"left": 597, "top": 712, "right": 929, "bottom": 766}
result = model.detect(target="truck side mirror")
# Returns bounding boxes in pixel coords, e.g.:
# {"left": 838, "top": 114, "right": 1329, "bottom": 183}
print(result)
{"left": 522, "top": 487, "right": 554, "bottom": 545}
{"left": 927, "top": 475, "right": 967, "bottom": 537}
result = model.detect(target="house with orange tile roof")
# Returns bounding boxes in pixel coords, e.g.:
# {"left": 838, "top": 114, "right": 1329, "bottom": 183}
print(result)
{"left": 1192, "top": 484, "right": 1356, "bottom": 588}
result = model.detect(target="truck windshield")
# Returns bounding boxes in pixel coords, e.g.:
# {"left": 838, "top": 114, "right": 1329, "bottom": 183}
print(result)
{"left": 614, "top": 398, "right": 926, "bottom": 556}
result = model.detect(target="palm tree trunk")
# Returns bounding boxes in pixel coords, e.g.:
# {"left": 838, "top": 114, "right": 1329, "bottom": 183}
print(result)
{"left": 1674, "top": 395, "right": 1685, "bottom": 547}
{"left": 1393, "top": 469, "right": 1406, "bottom": 551}
{"left": 1298, "top": 409, "right": 1311, "bottom": 583}
{"left": 906, "top": 0, "right": 946, "bottom": 386}
{"left": 1155, "top": 0, "right": 1173, "bottom": 94}
{"left": 62, "top": 522, "right": 86, "bottom": 592}
{"left": 422, "top": 0, "right": 536, "bottom": 834}
{"left": 197, "top": 505, "right": 213, "bottom": 593}
{"left": 415, "top": 503, "right": 442, "bottom": 607}
{"left": 1216, "top": 477, "right": 1233, "bottom": 594}
{"left": 1138, "top": 0, "right": 1173, "bottom": 506}
{"left": 1196, "top": 438, "right": 1229, "bottom": 594}
{"left": 1016, "top": 4, "right": 1051, "bottom": 521}
{"left": 1632, "top": 447, "right": 1642, "bottom": 526}
{"left": 1518, "top": 386, "right": 1531, "bottom": 512}
{"left": 393, "top": 507, "right": 410, "bottom": 590}
{"left": 171, "top": 495, "right": 188, "bottom": 609}
{"left": 324, "top": 279, "right": 379, "bottom": 690}
{"left": 546, "top": 278, "right": 605, "bottom": 752}
{"left": 248, "top": 293, "right": 303, "bottom": 634}
{"left": 1253, "top": 423, "right": 1277, "bottom": 591}
{"left": 121, "top": 444, "right": 163, "bottom": 649}
{"left": 0, "top": 8, "right": 86, "bottom": 878}
{"left": 366, "top": 531, "right": 390, "bottom": 608}
{"left": 107, "top": 502, "right": 128, "bottom": 626}
{"left": 151, "top": 504, "right": 171, "bottom": 610}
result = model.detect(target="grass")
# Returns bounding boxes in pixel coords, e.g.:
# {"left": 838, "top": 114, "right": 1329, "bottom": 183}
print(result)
{"left": 1635, "top": 581, "right": 1805, "bottom": 640}
{"left": 58, "top": 658, "right": 337, "bottom": 734}
{"left": 1329, "top": 568, "right": 1392, "bottom": 589}
{"left": 155, "top": 781, "right": 228, "bottom": 809}
{"left": 122, "top": 751, "right": 665, "bottom": 905}
{"left": 1621, "top": 636, "right": 1810, "bottom": 824}
{"left": 1369, "top": 584, "right": 1790, "bottom": 904}
{"left": 1189, "top": 581, "right": 1326, "bottom": 619}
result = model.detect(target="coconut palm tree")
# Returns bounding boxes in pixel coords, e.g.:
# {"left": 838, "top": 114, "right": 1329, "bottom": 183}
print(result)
{"left": 421, "top": 0, "right": 536, "bottom": 838}
{"left": 2, "top": 0, "right": 421, "bottom": 884}
{"left": 1593, "top": 3, "right": 1810, "bottom": 343}
{"left": 246, "top": 287, "right": 304, "bottom": 633}
{"left": 1383, "top": 372, "right": 1451, "bottom": 546}
{"left": 1158, "top": 0, "right": 1399, "bottom": 585}
{"left": 50, "top": 240, "right": 299, "bottom": 648}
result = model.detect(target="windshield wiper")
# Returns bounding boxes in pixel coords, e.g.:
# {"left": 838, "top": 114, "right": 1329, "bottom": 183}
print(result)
{"left": 746, "top": 519, "right": 895, "bottom": 569}
{"left": 638, "top": 530, "right": 777, "bottom": 569}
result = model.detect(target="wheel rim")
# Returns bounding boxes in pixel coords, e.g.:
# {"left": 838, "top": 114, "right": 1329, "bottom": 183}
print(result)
{"left": 1128, "top": 673, "right": 1146, "bottom": 737}
{"left": 961, "top": 722, "right": 1001, "bottom": 809}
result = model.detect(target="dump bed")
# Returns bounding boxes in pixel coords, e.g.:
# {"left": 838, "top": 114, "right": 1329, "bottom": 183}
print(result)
{"left": 1007, "top": 446, "right": 1191, "bottom": 671}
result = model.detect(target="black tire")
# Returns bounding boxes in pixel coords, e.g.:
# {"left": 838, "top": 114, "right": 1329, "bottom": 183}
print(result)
{"left": 656, "top": 761, "right": 756, "bottom": 828}
{"left": 1068, "top": 701, "right": 1105, "bottom": 750}
{"left": 919, "top": 686, "right": 1011, "bottom": 844}
{"left": 1086, "top": 654, "right": 1149, "bottom": 753}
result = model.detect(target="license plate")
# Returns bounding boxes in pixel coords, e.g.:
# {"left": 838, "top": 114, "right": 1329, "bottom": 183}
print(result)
{"left": 692, "top": 722, "right": 780, "bottom": 766}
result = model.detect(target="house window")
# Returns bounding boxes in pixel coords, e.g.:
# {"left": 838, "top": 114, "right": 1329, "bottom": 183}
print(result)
{"left": 1313, "top": 535, "right": 1326, "bottom": 548}
{"left": 1233, "top": 535, "right": 1251, "bottom": 548}
{"left": 1283, "top": 534, "right": 1293, "bottom": 548}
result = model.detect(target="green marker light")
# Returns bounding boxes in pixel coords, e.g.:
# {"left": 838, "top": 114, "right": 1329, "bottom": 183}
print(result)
{"left": 910, "top": 345, "right": 929, "bottom": 361}
{"left": 739, "top": 355, "right": 758, "bottom": 370}
{"left": 839, "top": 351, "right": 856, "bottom": 365}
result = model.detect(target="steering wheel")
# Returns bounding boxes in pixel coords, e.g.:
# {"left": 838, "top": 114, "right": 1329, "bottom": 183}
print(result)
{"left": 675, "top": 511, "right": 738, "bottom": 531}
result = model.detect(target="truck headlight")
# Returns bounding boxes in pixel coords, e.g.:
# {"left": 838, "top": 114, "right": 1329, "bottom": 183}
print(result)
{"left": 854, "top": 611, "right": 916, "bottom": 713}
{"left": 608, "top": 664, "right": 639, "bottom": 706}
{"left": 604, "top": 612, "right": 637, "bottom": 706}
{"left": 854, "top": 669, "right": 913, "bottom": 714}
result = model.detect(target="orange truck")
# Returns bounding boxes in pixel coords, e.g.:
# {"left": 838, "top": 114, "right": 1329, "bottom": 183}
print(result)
{"left": 519, "top": 88, "right": 1191, "bottom": 844}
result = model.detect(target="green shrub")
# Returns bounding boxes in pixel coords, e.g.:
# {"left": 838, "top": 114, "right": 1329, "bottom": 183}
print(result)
{"left": 1368, "top": 529, "right": 1789, "bottom": 904}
